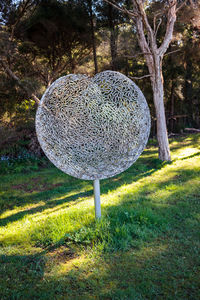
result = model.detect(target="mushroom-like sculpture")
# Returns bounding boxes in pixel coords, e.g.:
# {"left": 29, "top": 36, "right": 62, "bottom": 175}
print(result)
{"left": 36, "top": 71, "right": 151, "bottom": 218}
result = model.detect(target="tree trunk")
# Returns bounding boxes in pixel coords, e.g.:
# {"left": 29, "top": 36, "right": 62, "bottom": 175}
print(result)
{"left": 151, "top": 65, "right": 171, "bottom": 161}
{"left": 135, "top": 13, "right": 172, "bottom": 161}
{"left": 148, "top": 54, "right": 171, "bottom": 160}
{"left": 184, "top": 54, "right": 193, "bottom": 126}
{"left": 69, "top": 50, "right": 75, "bottom": 73}
{"left": 170, "top": 80, "right": 175, "bottom": 133}
{"left": 108, "top": 4, "right": 118, "bottom": 70}
{"left": 153, "top": 80, "right": 171, "bottom": 161}
{"left": 88, "top": 0, "right": 98, "bottom": 74}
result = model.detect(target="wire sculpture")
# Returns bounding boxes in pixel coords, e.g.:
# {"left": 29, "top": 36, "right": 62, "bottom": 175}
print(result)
{"left": 36, "top": 71, "right": 151, "bottom": 180}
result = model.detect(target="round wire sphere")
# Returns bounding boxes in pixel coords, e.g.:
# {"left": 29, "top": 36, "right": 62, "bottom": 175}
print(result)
{"left": 36, "top": 71, "right": 151, "bottom": 180}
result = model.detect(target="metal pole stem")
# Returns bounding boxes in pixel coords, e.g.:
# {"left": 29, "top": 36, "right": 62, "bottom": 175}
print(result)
{"left": 93, "top": 179, "right": 101, "bottom": 219}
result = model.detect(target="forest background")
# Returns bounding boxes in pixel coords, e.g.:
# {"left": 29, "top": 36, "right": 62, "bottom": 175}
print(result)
{"left": 0, "top": 2, "right": 200, "bottom": 298}
{"left": 0, "top": 0, "right": 200, "bottom": 162}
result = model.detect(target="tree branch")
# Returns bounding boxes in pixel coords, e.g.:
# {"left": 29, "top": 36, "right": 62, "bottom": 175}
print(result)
{"left": 176, "top": 0, "right": 196, "bottom": 12}
{"left": 176, "top": 0, "right": 187, "bottom": 12}
{"left": 155, "top": 18, "right": 162, "bottom": 37}
{"left": 0, "top": 57, "right": 40, "bottom": 104}
{"left": 129, "top": 74, "right": 151, "bottom": 80}
{"left": 11, "top": 0, "right": 34, "bottom": 40}
{"left": 123, "top": 52, "right": 152, "bottom": 59}
{"left": 158, "top": 0, "right": 177, "bottom": 56}
{"left": 134, "top": 0, "right": 156, "bottom": 49}
{"left": 135, "top": 16, "right": 154, "bottom": 73}
{"left": 103, "top": 0, "right": 137, "bottom": 17}
{"left": 164, "top": 48, "right": 181, "bottom": 56}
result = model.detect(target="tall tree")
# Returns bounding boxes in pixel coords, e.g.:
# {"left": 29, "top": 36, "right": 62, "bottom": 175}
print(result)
{"left": 163, "top": 3, "right": 200, "bottom": 131}
{"left": 0, "top": 0, "right": 93, "bottom": 104}
{"left": 85, "top": 0, "right": 99, "bottom": 73}
{"left": 17, "top": 0, "right": 93, "bottom": 83}
{"left": 97, "top": 1, "right": 125, "bottom": 70}
{"left": 103, "top": 0, "right": 197, "bottom": 161}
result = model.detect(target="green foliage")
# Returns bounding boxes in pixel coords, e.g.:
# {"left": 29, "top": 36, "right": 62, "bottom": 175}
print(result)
{"left": 0, "top": 156, "right": 50, "bottom": 174}
{"left": 30, "top": 204, "right": 166, "bottom": 251}
{"left": 17, "top": 0, "right": 93, "bottom": 74}
{"left": 0, "top": 99, "right": 41, "bottom": 160}
{"left": 64, "top": 206, "right": 166, "bottom": 252}
{"left": 1, "top": 0, "right": 200, "bottom": 133}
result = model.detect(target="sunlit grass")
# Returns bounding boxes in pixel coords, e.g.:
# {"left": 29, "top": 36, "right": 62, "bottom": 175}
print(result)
{"left": 0, "top": 134, "right": 200, "bottom": 299}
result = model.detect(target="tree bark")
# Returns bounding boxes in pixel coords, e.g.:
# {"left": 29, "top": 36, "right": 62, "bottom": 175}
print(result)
{"left": 108, "top": 4, "right": 118, "bottom": 70}
{"left": 169, "top": 80, "right": 175, "bottom": 132}
{"left": 88, "top": 0, "right": 98, "bottom": 74}
{"left": 184, "top": 54, "right": 193, "bottom": 126}
{"left": 151, "top": 70, "right": 171, "bottom": 161}
{"left": 68, "top": 50, "right": 76, "bottom": 73}
{"left": 135, "top": 15, "right": 171, "bottom": 160}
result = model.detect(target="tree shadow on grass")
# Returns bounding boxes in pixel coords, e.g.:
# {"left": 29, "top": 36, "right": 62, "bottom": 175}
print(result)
{"left": 0, "top": 152, "right": 167, "bottom": 226}
{"left": 169, "top": 133, "right": 200, "bottom": 151}
{"left": 1, "top": 142, "right": 198, "bottom": 228}
{"left": 180, "top": 151, "right": 200, "bottom": 160}
{"left": 1, "top": 136, "right": 200, "bottom": 297}
{"left": 0, "top": 243, "right": 79, "bottom": 300}
{"left": 0, "top": 190, "right": 93, "bottom": 227}
{"left": 0, "top": 167, "right": 199, "bottom": 299}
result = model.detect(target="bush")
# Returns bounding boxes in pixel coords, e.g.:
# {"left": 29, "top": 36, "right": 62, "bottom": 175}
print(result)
{"left": 0, "top": 156, "right": 50, "bottom": 174}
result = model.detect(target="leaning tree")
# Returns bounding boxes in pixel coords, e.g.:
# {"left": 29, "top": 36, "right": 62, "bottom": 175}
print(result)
{"left": 104, "top": 0, "right": 197, "bottom": 161}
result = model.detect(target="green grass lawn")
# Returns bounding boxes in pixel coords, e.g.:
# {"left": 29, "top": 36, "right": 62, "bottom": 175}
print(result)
{"left": 0, "top": 134, "right": 200, "bottom": 300}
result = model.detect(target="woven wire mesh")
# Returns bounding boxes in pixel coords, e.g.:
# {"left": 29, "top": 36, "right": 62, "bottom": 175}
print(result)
{"left": 36, "top": 71, "right": 151, "bottom": 180}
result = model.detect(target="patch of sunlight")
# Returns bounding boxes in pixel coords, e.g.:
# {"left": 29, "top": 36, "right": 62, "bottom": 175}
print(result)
{"left": 101, "top": 154, "right": 200, "bottom": 208}
{"left": 31, "top": 198, "right": 94, "bottom": 222}
{"left": 149, "top": 189, "right": 173, "bottom": 203}
{"left": 49, "top": 254, "right": 87, "bottom": 277}
{"left": 100, "top": 166, "right": 175, "bottom": 205}
{"left": 165, "top": 177, "right": 199, "bottom": 198}
{"left": 0, "top": 185, "right": 92, "bottom": 220}
{"left": 48, "top": 189, "right": 88, "bottom": 203}
{"left": 47, "top": 242, "right": 169, "bottom": 283}
{"left": 170, "top": 135, "right": 200, "bottom": 147}
{"left": 0, "top": 196, "right": 96, "bottom": 245}
{"left": 0, "top": 244, "right": 42, "bottom": 256}
{"left": 165, "top": 184, "right": 178, "bottom": 191}
{"left": 172, "top": 147, "right": 199, "bottom": 160}
{"left": 1, "top": 142, "right": 199, "bottom": 247}
{"left": 0, "top": 201, "right": 46, "bottom": 219}
{"left": 135, "top": 242, "right": 169, "bottom": 261}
